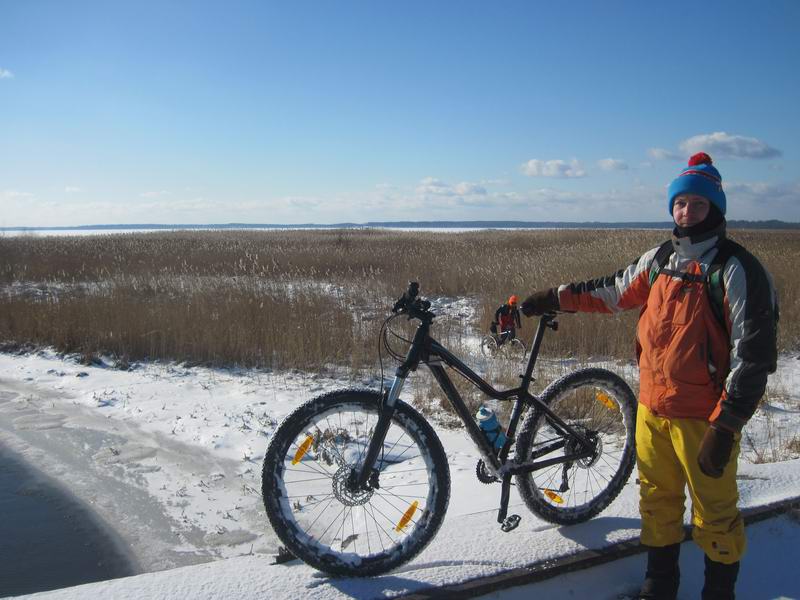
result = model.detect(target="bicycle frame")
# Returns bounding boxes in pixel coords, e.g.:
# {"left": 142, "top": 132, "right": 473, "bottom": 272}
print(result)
{"left": 356, "top": 309, "right": 597, "bottom": 525}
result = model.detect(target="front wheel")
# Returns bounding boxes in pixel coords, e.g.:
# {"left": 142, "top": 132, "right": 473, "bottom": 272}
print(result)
{"left": 480, "top": 335, "right": 499, "bottom": 357}
{"left": 262, "top": 389, "right": 451, "bottom": 576}
{"left": 514, "top": 368, "right": 636, "bottom": 525}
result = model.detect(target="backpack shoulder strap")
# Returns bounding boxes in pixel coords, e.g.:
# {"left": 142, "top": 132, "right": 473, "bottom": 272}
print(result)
{"left": 648, "top": 240, "right": 674, "bottom": 286}
{"left": 706, "top": 238, "right": 744, "bottom": 331}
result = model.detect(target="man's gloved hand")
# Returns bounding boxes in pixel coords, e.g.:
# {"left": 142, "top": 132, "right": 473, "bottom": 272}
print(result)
{"left": 521, "top": 288, "right": 560, "bottom": 317}
{"left": 697, "top": 424, "right": 735, "bottom": 478}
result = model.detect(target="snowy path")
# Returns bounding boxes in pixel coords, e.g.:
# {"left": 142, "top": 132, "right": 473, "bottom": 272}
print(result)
{"left": 475, "top": 512, "right": 800, "bottom": 600}
{"left": 7, "top": 462, "right": 799, "bottom": 600}
{"left": 1, "top": 350, "right": 799, "bottom": 599}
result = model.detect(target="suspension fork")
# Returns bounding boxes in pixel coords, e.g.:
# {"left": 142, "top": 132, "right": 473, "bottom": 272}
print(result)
{"left": 354, "top": 375, "right": 406, "bottom": 488}
{"left": 355, "top": 320, "right": 429, "bottom": 488}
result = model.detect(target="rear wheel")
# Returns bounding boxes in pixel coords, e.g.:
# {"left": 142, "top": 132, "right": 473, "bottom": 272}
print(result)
{"left": 262, "top": 389, "right": 450, "bottom": 576}
{"left": 507, "top": 338, "right": 527, "bottom": 360}
{"left": 514, "top": 368, "right": 636, "bottom": 525}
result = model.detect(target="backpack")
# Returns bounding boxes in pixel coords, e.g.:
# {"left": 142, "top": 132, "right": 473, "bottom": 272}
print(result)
{"left": 647, "top": 238, "right": 744, "bottom": 333}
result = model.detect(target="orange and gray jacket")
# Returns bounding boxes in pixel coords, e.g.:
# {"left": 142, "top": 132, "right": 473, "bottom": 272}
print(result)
{"left": 556, "top": 226, "right": 777, "bottom": 432}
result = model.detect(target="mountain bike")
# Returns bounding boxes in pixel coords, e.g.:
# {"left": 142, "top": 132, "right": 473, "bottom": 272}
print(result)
{"left": 480, "top": 330, "right": 527, "bottom": 359}
{"left": 261, "top": 282, "right": 637, "bottom": 577}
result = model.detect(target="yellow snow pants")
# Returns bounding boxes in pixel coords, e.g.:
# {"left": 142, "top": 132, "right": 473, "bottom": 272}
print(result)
{"left": 636, "top": 404, "right": 745, "bottom": 564}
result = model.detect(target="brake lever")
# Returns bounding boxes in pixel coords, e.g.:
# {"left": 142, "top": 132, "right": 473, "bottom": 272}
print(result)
{"left": 543, "top": 312, "right": 559, "bottom": 330}
{"left": 392, "top": 282, "right": 421, "bottom": 314}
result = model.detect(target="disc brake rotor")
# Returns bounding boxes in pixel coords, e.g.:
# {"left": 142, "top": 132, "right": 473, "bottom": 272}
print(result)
{"left": 332, "top": 466, "right": 375, "bottom": 506}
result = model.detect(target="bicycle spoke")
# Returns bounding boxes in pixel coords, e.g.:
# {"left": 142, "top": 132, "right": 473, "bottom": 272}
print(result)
{"left": 308, "top": 496, "right": 344, "bottom": 540}
{"left": 363, "top": 505, "right": 372, "bottom": 555}
{"left": 264, "top": 392, "right": 449, "bottom": 576}
{"left": 302, "top": 494, "right": 338, "bottom": 530}
{"left": 369, "top": 497, "right": 421, "bottom": 532}
{"left": 365, "top": 502, "right": 389, "bottom": 552}
{"left": 282, "top": 475, "right": 334, "bottom": 484}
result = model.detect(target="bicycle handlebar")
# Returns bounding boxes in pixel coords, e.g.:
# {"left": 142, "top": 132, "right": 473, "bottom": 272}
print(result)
{"left": 392, "top": 282, "right": 559, "bottom": 327}
{"left": 392, "top": 281, "right": 418, "bottom": 312}
{"left": 392, "top": 281, "right": 433, "bottom": 321}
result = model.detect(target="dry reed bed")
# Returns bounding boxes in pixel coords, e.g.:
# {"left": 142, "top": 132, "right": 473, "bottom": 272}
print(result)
{"left": 0, "top": 229, "right": 796, "bottom": 371}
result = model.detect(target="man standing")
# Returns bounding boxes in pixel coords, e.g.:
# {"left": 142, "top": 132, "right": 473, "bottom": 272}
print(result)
{"left": 521, "top": 153, "right": 778, "bottom": 600}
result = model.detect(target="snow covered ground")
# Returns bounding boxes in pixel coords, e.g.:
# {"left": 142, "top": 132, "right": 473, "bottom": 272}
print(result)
{"left": 1, "top": 347, "right": 799, "bottom": 599}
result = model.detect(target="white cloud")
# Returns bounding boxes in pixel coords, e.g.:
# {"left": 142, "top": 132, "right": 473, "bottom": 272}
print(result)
{"left": 278, "top": 196, "right": 323, "bottom": 211}
{"left": 414, "top": 178, "right": 490, "bottom": 200}
{"left": 2, "top": 189, "right": 34, "bottom": 199}
{"left": 521, "top": 159, "right": 586, "bottom": 178}
{"left": 139, "top": 190, "right": 170, "bottom": 198}
{"left": 378, "top": 176, "right": 663, "bottom": 216}
{"left": 7, "top": 175, "right": 798, "bottom": 226}
{"left": 0, "top": 68, "right": 13, "bottom": 79}
{"left": 454, "top": 182, "right": 487, "bottom": 195}
{"left": 726, "top": 181, "right": 800, "bottom": 206}
{"left": 65, "top": 186, "right": 82, "bottom": 194}
{"left": 597, "top": 158, "right": 629, "bottom": 171}
{"left": 415, "top": 177, "right": 454, "bottom": 196}
{"left": 478, "top": 178, "right": 511, "bottom": 187}
{"left": 648, "top": 148, "right": 682, "bottom": 161}
{"left": 679, "top": 132, "right": 781, "bottom": 159}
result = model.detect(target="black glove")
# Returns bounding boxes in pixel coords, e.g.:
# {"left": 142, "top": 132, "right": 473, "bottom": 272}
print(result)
{"left": 697, "top": 424, "right": 735, "bottom": 478}
{"left": 521, "top": 288, "right": 559, "bottom": 317}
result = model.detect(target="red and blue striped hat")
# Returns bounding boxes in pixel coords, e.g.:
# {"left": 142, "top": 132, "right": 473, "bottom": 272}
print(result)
{"left": 667, "top": 153, "right": 726, "bottom": 215}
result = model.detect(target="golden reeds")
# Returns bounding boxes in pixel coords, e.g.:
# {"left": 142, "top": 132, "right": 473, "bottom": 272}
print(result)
{"left": 1, "top": 228, "right": 795, "bottom": 371}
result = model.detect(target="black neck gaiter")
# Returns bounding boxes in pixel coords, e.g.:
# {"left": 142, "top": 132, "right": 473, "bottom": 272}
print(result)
{"left": 674, "top": 203, "right": 725, "bottom": 239}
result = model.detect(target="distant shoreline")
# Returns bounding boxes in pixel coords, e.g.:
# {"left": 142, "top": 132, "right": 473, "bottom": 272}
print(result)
{"left": 2, "top": 219, "right": 799, "bottom": 232}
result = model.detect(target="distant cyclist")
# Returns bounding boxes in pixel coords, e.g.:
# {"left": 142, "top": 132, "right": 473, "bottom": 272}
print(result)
{"left": 491, "top": 295, "right": 521, "bottom": 346}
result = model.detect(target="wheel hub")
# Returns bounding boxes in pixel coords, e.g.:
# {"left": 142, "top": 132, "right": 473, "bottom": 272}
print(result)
{"left": 332, "top": 466, "right": 375, "bottom": 506}
{"left": 566, "top": 426, "right": 602, "bottom": 469}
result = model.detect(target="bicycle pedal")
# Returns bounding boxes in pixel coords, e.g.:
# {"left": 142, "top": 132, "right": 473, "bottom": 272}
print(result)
{"left": 501, "top": 514, "right": 521, "bottom": 532}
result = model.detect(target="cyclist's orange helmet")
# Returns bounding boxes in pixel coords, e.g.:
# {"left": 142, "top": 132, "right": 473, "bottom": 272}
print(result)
{"left": 508, "top": 295, "right": 519, "bottom": 306}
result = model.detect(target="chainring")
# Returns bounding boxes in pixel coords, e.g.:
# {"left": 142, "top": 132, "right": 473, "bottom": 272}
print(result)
{"left": 476, "top": 459, "right": 499, "bottom": 484}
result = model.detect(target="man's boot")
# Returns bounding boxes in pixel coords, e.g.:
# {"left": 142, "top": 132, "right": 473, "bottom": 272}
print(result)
{"left": 638, "top": 543, "right": 680, "bottom": 600}
{"left": 701, "top": 554, "right": 739, "bottom": 600}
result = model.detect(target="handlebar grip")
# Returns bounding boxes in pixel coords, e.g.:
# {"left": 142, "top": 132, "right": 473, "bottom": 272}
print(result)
{"left": 392, "top": 282, "right": 421, "bottom": 313}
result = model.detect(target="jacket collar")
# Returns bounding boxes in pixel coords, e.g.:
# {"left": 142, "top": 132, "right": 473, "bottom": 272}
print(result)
{"left": 671, "top": 222, "right": 727, "bottom": 260}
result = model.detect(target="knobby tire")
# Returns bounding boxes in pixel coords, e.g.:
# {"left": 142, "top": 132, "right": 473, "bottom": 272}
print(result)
{"left": 262, "top": 389, "right": 451, "bottom": 576}
{"left": 514, "top": 368, "right": 637, "bottom": 525}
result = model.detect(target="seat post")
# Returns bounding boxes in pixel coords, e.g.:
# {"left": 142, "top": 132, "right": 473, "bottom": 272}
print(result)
{"left": 519, "top": 314, "right": 552, "bottom": 392}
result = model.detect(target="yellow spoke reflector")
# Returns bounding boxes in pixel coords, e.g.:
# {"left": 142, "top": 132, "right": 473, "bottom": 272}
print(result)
{"left": 543, "top": 489, "right": 565, "bottom": 504}
{"left": 292, "top": 435, "right": 314, "bottom": 465}
{"left": 596, "top": 391, "right": 616, "bottom": 410}
{"left": 395, "top": 500, "right": 419, "bottom": 532}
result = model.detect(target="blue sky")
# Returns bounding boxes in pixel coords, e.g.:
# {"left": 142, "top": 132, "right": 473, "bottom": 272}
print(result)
{"left": 1, "top": 1, "right": 799, "bottom": 226}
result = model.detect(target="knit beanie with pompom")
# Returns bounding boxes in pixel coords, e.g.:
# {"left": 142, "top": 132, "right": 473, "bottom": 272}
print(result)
{"left": 667, "top": 152, "right": 726, "bottom": 216}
